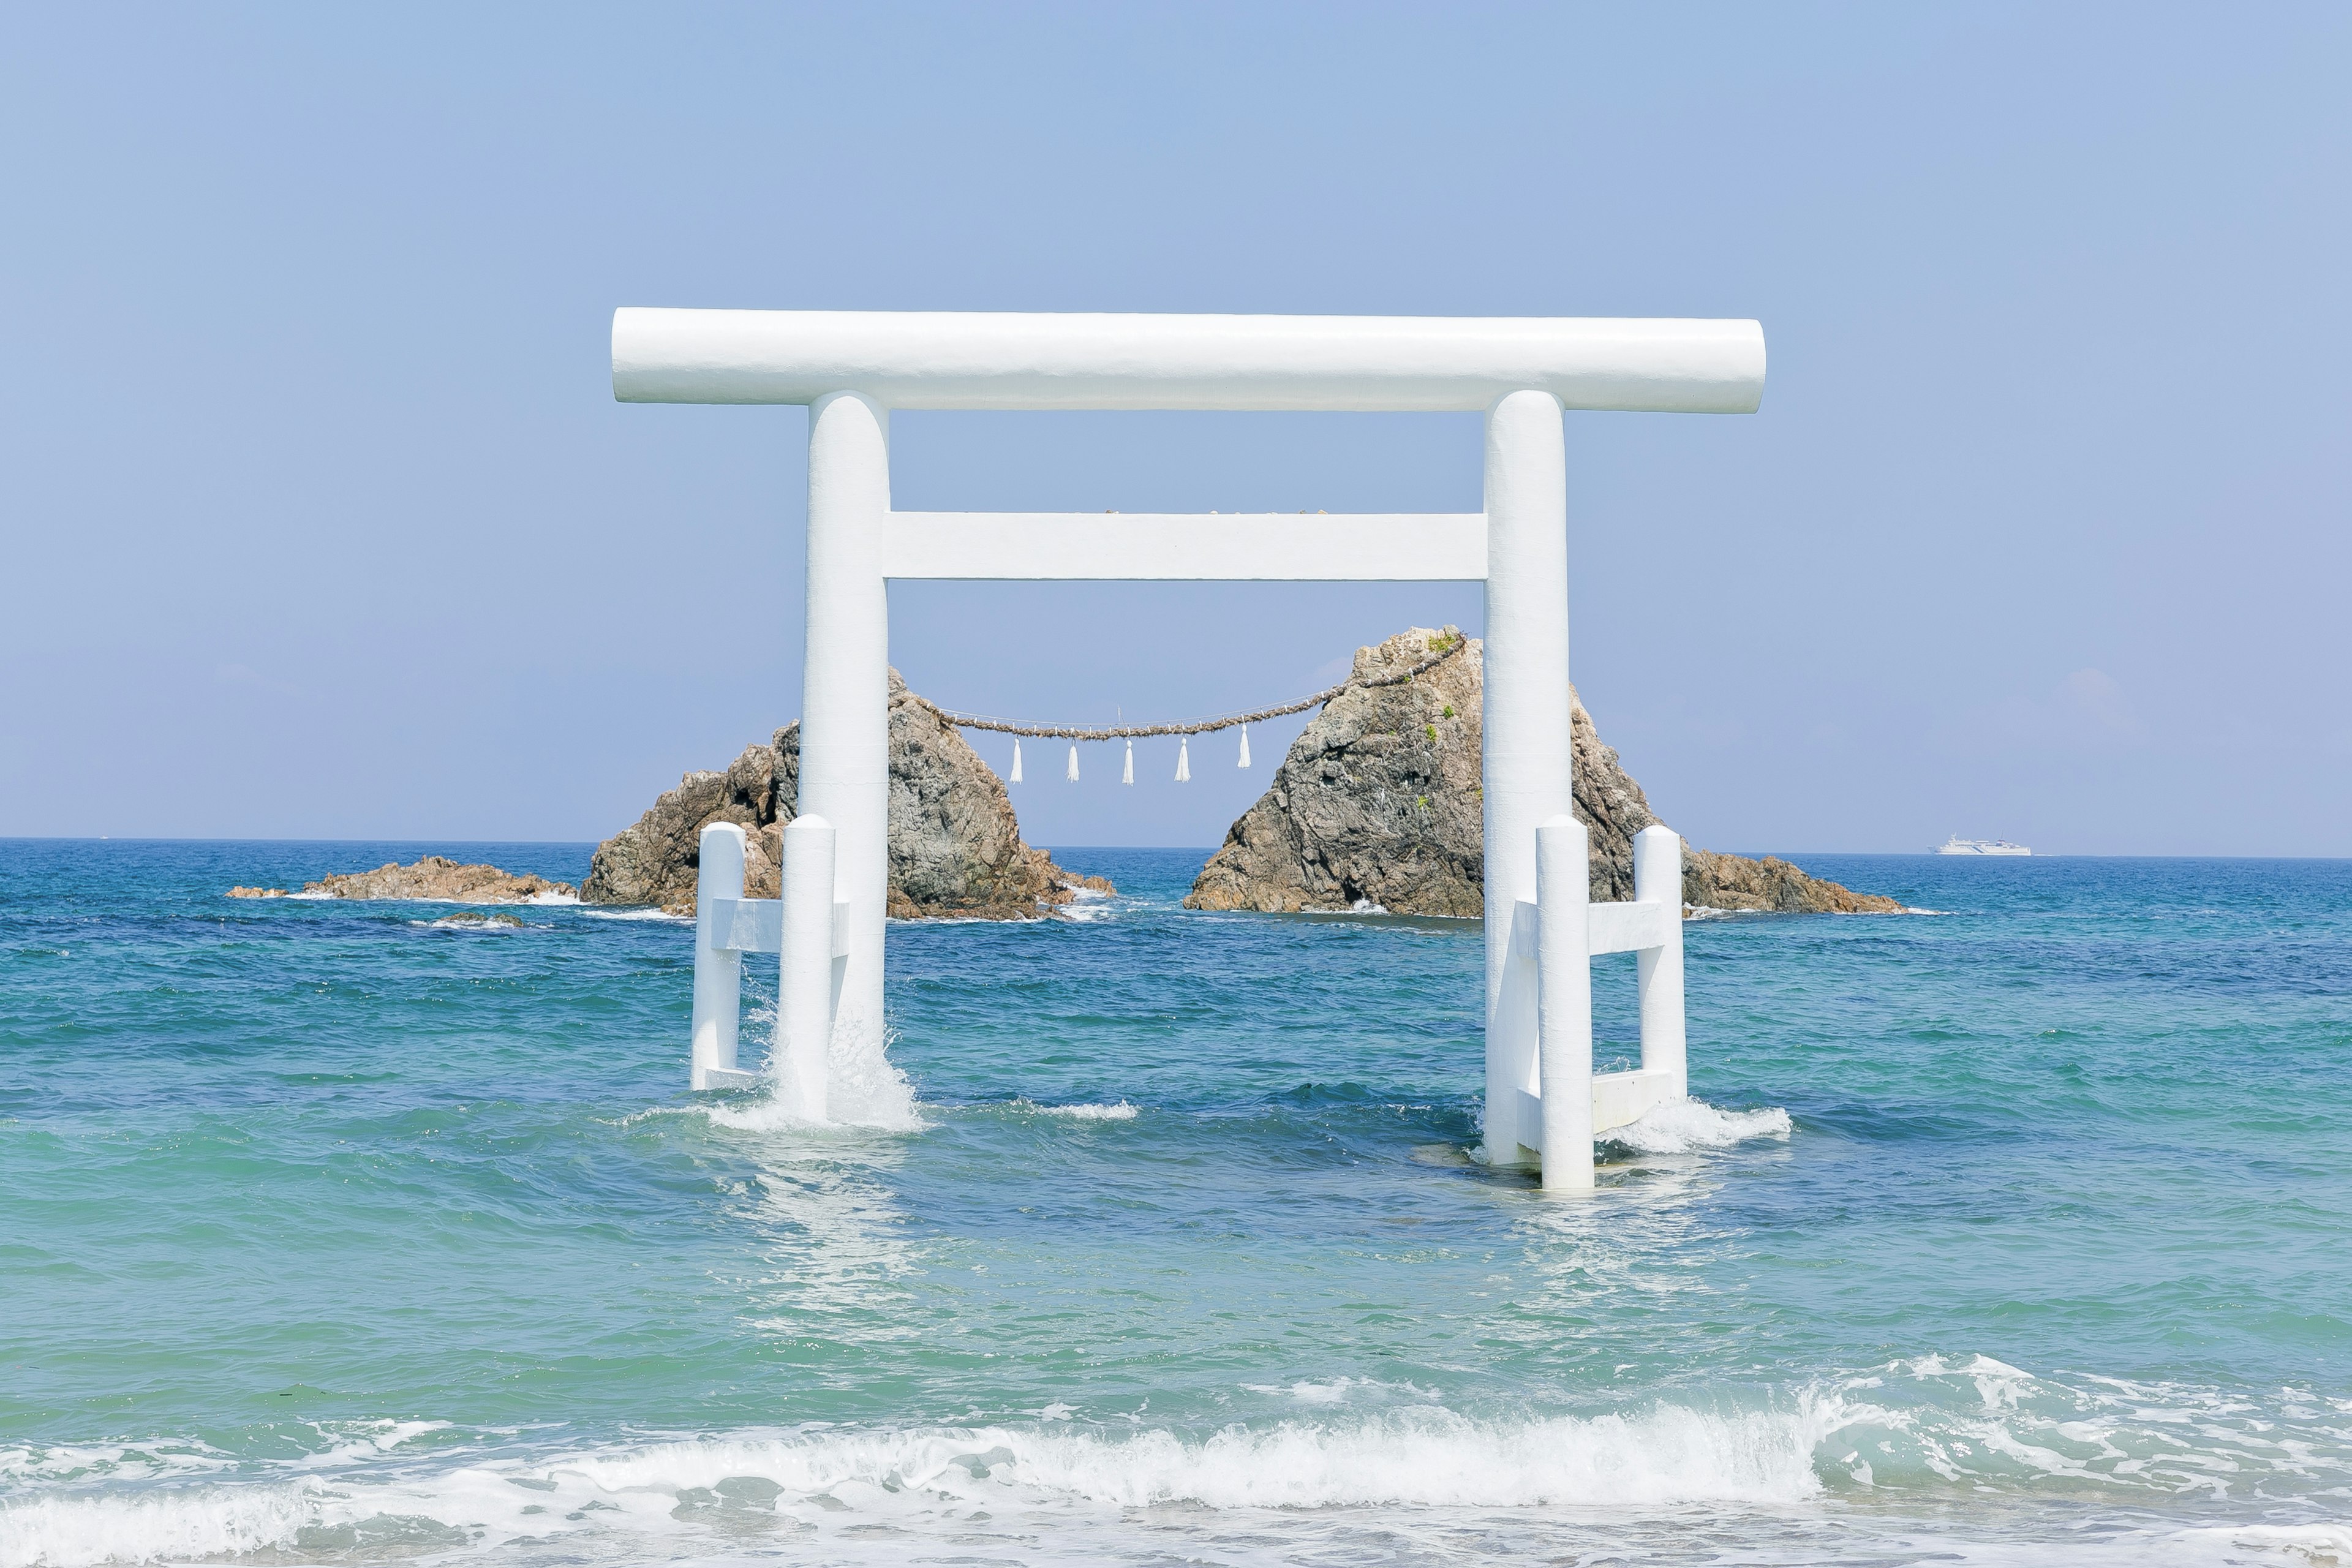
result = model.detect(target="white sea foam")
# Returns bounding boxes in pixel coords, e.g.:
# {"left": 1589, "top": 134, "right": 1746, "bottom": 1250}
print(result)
{"left": 1009, "top": 1099, "right": 1139, "bottom": 1121}
{"left": 0, "top": 1442, "right": 232, "bottom": 1487}
{"left": 1053, "top": 890, "right": 1118, "bottom": 922}
{"left": 1825, "top": 1355, "right": 2352, "bottom": 1506}
{"left": 1270, "top": 1378, "right": 1356, "bottom": 1404}
{"left": 0, "top": 1479, "right": 315, "bottom": 1568}
{"left": 576, "top": 906, "right": 690, "bottom": 923}
{"left": 0, "top": 1401, "right": 1839, "bottom": 1568}
{"left": 10, "top": 1371, "right": 2350, "bottom": 1568}
{"left": 827, "top": 1015, "right": 923, "bottom": 1129}
{"left": 415, "top": 913, "right": 527, "bottom": 932}
{"left": 285, "top": 891, "right": 577, "bottom": 908}
{"left": 1682, "top": 903, "right": 1939, "bottom": 919}
{"left": 290, "top": 1419, "right": 454, "bottom": 1471}
{"left": 1606, "top": 1096, "right": 1793, "bottom": 1154}
{"left": 2176, "top": 1524, "right": 2352, "bottom": 1563}
{"left": 1239, "top": 1376, "right": 1431, "bottom": 1406}
{"left": 687, "top": 1014, "right": 926, "bottom": 1134}
{"left": 888, "top": 911, "right": 1045, "bottom": 925}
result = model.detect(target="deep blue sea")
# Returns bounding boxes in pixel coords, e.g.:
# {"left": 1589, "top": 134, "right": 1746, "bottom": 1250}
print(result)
{"left": 2, "top": 841, "right": 2348, "bottom": 1567}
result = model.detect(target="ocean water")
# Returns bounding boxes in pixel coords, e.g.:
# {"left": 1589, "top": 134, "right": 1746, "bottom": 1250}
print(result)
{"left": 2, "top": 840, "right": 2348, "bottom": 1567}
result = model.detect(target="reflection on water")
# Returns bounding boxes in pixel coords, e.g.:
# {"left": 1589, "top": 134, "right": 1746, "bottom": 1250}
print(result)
{"left": 737, "top": 1140, "right": 921, "bottom": 1343}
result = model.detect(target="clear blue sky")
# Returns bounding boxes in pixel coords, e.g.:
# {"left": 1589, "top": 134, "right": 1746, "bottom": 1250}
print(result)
{"left": 4, "top": 4, "right": 2345, "bottom": 855}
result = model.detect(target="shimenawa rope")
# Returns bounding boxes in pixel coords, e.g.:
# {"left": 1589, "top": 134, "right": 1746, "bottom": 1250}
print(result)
{"left": 916, "top": 634, "right": 1466, "bottom": 742}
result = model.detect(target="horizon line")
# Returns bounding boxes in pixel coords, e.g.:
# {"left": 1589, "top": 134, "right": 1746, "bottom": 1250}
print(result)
{"left": 1, "top": 835, "right": 2347, "bottom": 863}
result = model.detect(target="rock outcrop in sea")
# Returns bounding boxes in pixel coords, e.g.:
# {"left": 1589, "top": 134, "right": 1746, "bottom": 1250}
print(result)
{"left": 582, "top": 670, "right": 1109, "bottom": 919}
{"left": 227, "top": 858, "right": 576, "bottom": 902}
{"left": 1184, "top": 627, "right": 1899, "bottom": 916}
{"left": 1678, "top": 847, "right": 1899, "bottom": 914}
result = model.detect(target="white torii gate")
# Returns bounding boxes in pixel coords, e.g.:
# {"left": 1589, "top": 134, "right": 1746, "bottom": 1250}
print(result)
{"left": 614, "top": 309, "right": 1765, "bottom": 1190}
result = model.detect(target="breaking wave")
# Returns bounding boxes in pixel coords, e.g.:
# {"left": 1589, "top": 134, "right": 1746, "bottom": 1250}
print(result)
{"left": 9, "top": 1365, "right": 2349, "bottom": 1566}
{"left": 1053, "top": 892, "right": 1118, "bottom": 923}
{"left": 682, "top": 1012, "right": 926, "bottom": 1135}
{"left": 413, "top": 913, "right": 528, "bottom": 932}
{"left": 1605, "top": 1096, "right": 1793, "bottom": 1154}
{"left": 0, "top": 1402, "right": 1836, "bottom": 1567}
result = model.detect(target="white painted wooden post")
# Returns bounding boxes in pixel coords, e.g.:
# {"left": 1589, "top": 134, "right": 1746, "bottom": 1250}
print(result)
{"left": 802, "top": 392, "right": 891, "bottom": 1075}
{"left": 1537, "top": 815, "right": 1596, "bottom": 1191}
{"left": 1634, "top": 823, "right": 1687, "bottom": 1097}
{"left": 778, "top": 814, "right": 835, "bottom": 1121}
{"left": 1480, "top": 388, "right": 1572, "bottom": 1166}
{"left": 690, "top": 823, "right": 747, "bottom": 1091}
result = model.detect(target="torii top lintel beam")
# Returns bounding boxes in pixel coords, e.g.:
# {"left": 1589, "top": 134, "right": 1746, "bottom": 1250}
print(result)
{"left": 611, "top": 309, "right": 1765, "bottom": 414}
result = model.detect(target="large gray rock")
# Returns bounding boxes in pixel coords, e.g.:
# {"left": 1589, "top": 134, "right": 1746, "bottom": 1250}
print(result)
{"left": 582, "top": 670, "right": 1109, "bottom": 919}
{"left": 1184, "top": 627, "right": 1899, "bottom": 916}
{"left": 1185, "top": 627, "right": 1486, "bottom": 916}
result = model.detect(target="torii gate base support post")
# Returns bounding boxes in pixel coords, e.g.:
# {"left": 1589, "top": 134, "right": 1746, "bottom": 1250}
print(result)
{"left": 1513, "top": 821, "right": 1691, "bottom": 1190}
{"left": 690, "top": 823, "right": 751, "bottom": 1091}
{"left": 776, "top": 815, "right": 835, "bottom": 1121}
{"left": 687, "top": 818, "right": 843, "bottom": 1110}
{"left": 1634, "top": 823, "right": 1687, "bottom": 1090}
{"left": 1536, "top": 818, "right": 1596, "bottom": 1191}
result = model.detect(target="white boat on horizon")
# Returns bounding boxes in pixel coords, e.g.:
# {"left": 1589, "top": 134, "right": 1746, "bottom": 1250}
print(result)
{"left": 1936, "top": 835, "right": 2032, "bottom": 856}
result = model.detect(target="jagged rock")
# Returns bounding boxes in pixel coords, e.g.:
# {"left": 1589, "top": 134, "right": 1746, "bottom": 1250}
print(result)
{"left": 1184, "top": 627, "right": 1899, "bottom": 917}
{"left": 1681, "top": 848, "right": 1899, "bottom": 914}
{"left": 579, "top": 742, "right": 794, "bottom": 913}
{"left": 290, "top": 858, "right": 575, "bottom": 903}
{"left": 581, "top": 669, "right": 1110, "bottom": 919}
{"left": 1185, "top": 628, "right": 1486, "bottom": 916}
{"left": 225, "top": 886, "right": 287, "bottom": 899}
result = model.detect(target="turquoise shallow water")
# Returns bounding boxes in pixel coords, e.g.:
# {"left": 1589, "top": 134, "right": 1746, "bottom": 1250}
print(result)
{"left": 2, "top": 840, "right": 2348, "bottom": 1566}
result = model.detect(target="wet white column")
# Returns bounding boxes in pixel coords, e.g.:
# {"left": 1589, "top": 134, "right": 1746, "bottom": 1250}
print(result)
{"left": 689, "top": 822, "right": 747, "bottom": 1090}
{"left": 802, "top": 392, "right": 892, "bottom": 1071}
{"left": 778, "top": 814, "right": 836, "bottom": 1121}
{"left": 1634, "top": 823, "right": 1687, "bottom": 1096}
{"left": 1480, "top": 388, "right": 1572, "bottom": 1166}
{"left": 1537, "top": 815, "right": 1594, "bottom": 1192}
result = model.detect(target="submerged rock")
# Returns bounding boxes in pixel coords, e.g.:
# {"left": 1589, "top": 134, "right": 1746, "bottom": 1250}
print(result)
{"left": 225, "top": 886, "right": 287, "bottom": 899}
{"left": 289, "top": 858, "right": 575, "bottom": 903}
{"left": 582, "top": 669, "right": 1110, "bottom": 919}
{"left": 1184, "top": 627, "right": 1899, "bottom": 917}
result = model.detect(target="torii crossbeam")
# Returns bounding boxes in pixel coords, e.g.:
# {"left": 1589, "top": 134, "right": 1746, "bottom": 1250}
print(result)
{"left": 613, "top": 308, "right": 1766, "bottom": 1190}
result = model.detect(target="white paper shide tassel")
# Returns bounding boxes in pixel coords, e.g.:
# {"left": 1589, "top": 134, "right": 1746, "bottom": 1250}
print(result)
{"left": 1237, "top": 723, "right": 1251, "bottom": 769}
{"left": 1175, "top": 736, "right": 1191, "bottom": 782}
{"left": 1122, "top": 738, "right": 1134, "bottom": 785}
{"left": 1010, "top": 738, "right": 1023, "bottom": 783}
{"left": 1066, "top": 743, "right": 1079, "bottom": 782}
